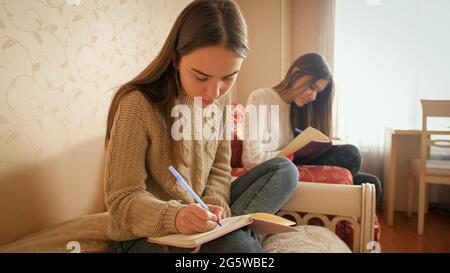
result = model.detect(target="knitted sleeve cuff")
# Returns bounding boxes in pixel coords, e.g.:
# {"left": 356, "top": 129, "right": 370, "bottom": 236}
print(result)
{"left": 162, "top": 201, "right": 184, "bottom": 234}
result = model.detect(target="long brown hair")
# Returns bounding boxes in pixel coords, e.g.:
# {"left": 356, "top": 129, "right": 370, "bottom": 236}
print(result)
{"left": 273, "top": 53, "right": 334, "bottom": 137}
{"left": 104, "top": 0, "right": 248, "bottom": 164}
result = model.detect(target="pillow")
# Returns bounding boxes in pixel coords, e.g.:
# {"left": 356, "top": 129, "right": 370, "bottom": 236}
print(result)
{"left": 262, "top": 225, "right": 352, "bottom": 253}
{"left": 298, "top": 165, "right": 353, "bottom": 185}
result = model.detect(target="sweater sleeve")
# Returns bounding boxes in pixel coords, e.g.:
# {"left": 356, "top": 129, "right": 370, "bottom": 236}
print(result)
{"left": 104, "top": 91, "right": 183, "bottom": 239}
{"left": 202, "top": 137, "right": 232, "bottom": 218}
{"left": 242, "top": 91, "right": 282, "bottom": 169}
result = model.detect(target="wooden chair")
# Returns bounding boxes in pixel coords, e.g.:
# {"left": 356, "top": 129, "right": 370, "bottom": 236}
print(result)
{"left": 406, "top": 100, "right": 450, "bottom": 235}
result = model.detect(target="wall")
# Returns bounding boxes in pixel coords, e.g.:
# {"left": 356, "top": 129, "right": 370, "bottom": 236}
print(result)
{"left": 234, "top": 0, "right": 326, "bottom": 105}
{"left": 0, "top": 0, "right": 191, "bottom": 245}
{"left": 291, "top": 0, "right": 334, "bottom": 68}
{"left": 235, "top": 0, "right": 284, "bottom": 105}
{"left": 291, "top": 0, "right": 322, "bottom": 61}
{"left": 0, "top": 0, "right": 329, "bottom": 245}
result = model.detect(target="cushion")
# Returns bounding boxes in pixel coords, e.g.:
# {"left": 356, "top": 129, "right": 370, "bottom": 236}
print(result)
{"left": 298, "top": 165, "right": 353, "bottom": 185}
{"left": 231, "top": 165, "right": 353, "bottom": 185}
{"left": 262, "top": 225, "right": 352, "bottom": 253}
{"left": 0, "top": 212, "right": 113, "bottom": 253}
{"left": 230, "top": 103, "right": 245, "bottom": 168}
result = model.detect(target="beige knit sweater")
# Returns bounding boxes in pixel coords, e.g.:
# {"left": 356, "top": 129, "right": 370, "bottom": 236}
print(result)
{"left": 104, "top": 90, "right": 232, "bottom": 241}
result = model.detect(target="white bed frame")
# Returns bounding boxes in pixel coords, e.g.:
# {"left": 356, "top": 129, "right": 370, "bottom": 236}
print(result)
{"left": 0, "top": 182, "right": 377, "bottom": 253}
{"left": 277, "top": 182, "right": 377, "bottom": 253}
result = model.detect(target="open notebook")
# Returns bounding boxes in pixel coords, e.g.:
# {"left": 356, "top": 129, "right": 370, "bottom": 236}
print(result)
{"left": 147, "top": 213, "right": 297, "bottom": 249}
{"left": 278, "top": 127, "right": 333, "bottom": 164}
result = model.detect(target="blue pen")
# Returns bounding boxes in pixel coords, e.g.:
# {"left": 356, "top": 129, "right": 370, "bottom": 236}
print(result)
{"left": 295, "top": 128, "right": 303, "bottom": 134}
{"left": 168, "top": 166, "right": 222, "bottom": 227}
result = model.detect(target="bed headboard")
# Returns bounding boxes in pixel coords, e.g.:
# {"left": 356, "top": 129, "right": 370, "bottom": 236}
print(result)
{"left": 277, "top": 182, "right": 376, "bottom": 253}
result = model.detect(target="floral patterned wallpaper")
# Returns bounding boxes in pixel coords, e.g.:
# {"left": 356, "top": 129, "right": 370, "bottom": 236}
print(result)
{"left": 0, "top": 0, "right": 191, "bottom": 244}
{"left": 0, "top": 0, "right": 191, "bottom": 174}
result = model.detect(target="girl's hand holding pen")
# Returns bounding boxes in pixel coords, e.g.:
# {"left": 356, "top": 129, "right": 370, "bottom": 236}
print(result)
{"left": 169, "top": 166, "right": 224, "bottom": 234}
{"left": 175, "top": 203, "right": 224, "bottom": 235}
{"left": 207, "top": 203, "right": 225, "bottom": 221}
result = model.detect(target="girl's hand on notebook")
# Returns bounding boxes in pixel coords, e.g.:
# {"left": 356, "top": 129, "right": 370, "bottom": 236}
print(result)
{"left": 175, "top": 203, "right": 219, "bottom": 234}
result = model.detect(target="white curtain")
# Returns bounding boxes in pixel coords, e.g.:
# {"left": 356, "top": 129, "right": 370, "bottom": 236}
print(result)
{"left": 333, "top": 0, "right": 450, "bottom": 178}
{"left": 319, "top": 0, "right": 336, "bottom": 70}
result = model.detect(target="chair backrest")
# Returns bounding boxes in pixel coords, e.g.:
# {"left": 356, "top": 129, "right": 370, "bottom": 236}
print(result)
{"left": 421, "top": 100, "right": 450, "bottom": 119}
{"left": 420, "top": 100, "right": 450, "bottom": 173}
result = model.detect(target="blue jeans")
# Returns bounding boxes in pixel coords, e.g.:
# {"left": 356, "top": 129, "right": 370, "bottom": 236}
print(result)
{"left": 111, "top": 157, "right": 299, "bottom": 253}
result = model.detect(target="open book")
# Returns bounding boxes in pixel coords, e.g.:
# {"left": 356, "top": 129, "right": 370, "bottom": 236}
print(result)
{"left": 278, "top": 127, "right": 333, "bottom": 164}
{"left": 147, "top": 213, "right": 297, "bottom": 249}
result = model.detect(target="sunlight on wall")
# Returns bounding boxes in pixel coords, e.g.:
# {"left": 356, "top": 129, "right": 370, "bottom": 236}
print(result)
{"left": 335, "top": 0, "right": 450, "bottom": 151}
